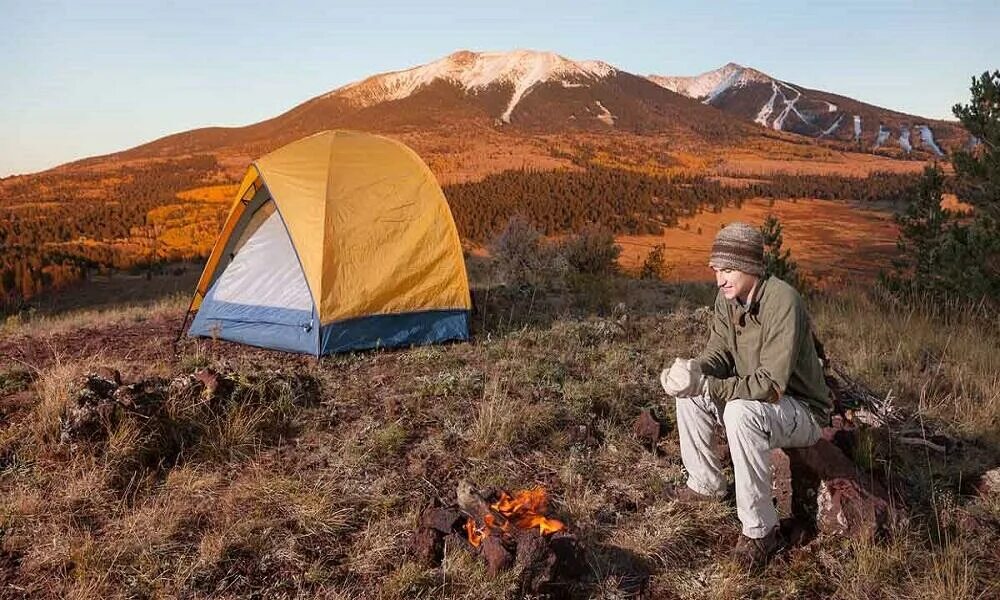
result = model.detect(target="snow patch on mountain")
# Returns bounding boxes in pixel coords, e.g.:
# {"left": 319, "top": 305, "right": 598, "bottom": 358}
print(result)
{"left": 594, "top": 101, "right": 615, "bottom": 126}
{"left": 917, "top": 125, "right": 944, "bottom": 156}
{"left": 648, "top": 62, "right": 771, "bottom": 102}
{"left": 899, "top": 127, "right": 912, "bottom": 152}
{"left": 771, "top": 82, "right": 805, "bottom": 131}
{"left": 755, "top": 84, "right": 778, "bottom": 126}
{"left": 820, "top": 114, "right": 844, "bottom": 137}
{"left": 332, "top": 49, "right": 616, "bottom": 122}
{"left": 875, "top": 125, "right": 891, "bottom": 148}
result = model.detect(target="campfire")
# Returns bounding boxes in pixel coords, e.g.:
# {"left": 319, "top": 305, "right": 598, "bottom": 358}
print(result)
{"left": 409, "top": 480, "right": 582, "bottom": 594}
{"left": 464, "top": 487, "right": 566, "bottom": 547}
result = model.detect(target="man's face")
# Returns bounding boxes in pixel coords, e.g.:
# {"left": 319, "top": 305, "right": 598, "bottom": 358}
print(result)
{"left": 713, "top": 267, "right": 758, "bottom": 303}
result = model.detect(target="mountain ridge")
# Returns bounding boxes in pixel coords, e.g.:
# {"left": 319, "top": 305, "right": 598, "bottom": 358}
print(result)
{"left": 647, "top": 62, "right": 962, "bottom": 153}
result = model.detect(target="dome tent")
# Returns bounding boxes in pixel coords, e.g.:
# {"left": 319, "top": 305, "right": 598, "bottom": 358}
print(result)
{"left": 187, "top": 130, "right": 471, "bottom": 355}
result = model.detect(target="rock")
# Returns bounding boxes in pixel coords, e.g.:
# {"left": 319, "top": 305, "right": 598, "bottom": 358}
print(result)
{"left": 79, "top": 373, "right": 118, "bottom": 399}
{"left": 92, "top": 367, "right": 122, "bottom": 387}
{"left": 480, "top": 535, "right": 513, "bottom": 576}
{"left": 548, "top": 532, "right": 585, "bottom": 581}
{"left": 419, "top": 506, "right": 463, "bottom": 535}
{"left": 112, "top": 383, "right": 140, "bottom": 408}
{"left": 783, "top": 427, "right": 895, "bottom": 539}
{"left": 194, "top": 368, "right": 222, "bottom": 397}
{"left": 633, "top": 408, "right": 665, "bottom": 449}
{"left": 61, "top": 398, "right": 120, "bottom": 443}
{"left": 569, "top": 416, "right": 602, "bottom": 447}
{"left": 515, "top": 530, "right": 557, "bottom": 593}
{"left": 975, "top": 467, "right": 1000, "bottom": 497}
{"left": 514, "top": 529, "right": 548, "bottom": 569}
{"left": 408, "top": 527, "right": 443, "bottom": 566}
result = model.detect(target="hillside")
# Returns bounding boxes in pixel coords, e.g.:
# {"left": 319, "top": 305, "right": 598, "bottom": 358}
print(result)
{"left": 0, "top": 263, "right": 997, "bottom": 597}
{"left": 649, "top": 63, "right": 967, "bottom": 155}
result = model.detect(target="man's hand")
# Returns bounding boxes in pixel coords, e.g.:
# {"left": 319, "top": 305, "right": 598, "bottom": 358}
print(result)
{"left": 660, "top": 358, "right": 706, "bottom": 398}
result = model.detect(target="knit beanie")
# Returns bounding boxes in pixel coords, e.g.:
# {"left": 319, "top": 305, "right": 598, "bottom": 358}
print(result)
{"left": 709, "top": 222, "right": 765, "bottom": 276}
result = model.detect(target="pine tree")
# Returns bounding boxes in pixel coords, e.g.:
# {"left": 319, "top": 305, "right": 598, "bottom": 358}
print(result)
{"left": 639, "top": 243, "right": 666, "bottom": 280}
{"left": 884, "top": 71, "right": 1000, "bottom": 302}
{"left": 885, "top": 165, "right": 949, "bottom": 293}
{"left": 951, "top": 70, "right": 1000, "bottom": 219}
{"left": 760, "top": 214, "right": 805, "bottom": 292}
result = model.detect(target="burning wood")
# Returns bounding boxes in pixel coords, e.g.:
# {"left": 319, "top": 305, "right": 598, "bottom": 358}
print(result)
{"left": 408, "top": 480, "right": 583, "bottom": 594}
{"left": 462, "top": 485, "right": 566, "bottom": 548}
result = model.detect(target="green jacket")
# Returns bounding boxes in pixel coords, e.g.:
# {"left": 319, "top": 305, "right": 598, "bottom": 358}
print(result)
{"left": 696, "top": 275, "right": 831, "bottom": 422}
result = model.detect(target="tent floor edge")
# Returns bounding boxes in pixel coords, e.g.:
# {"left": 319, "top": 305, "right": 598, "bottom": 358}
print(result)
{"left": 319, "top": 309, "right": 469, "bottom": 355}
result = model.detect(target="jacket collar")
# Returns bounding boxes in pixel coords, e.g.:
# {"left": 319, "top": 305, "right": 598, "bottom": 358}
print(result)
{"left": 734, "top": 275, "right": 768, "bottom": 317}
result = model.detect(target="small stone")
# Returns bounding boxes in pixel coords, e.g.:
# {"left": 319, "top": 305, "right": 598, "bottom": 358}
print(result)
{"left": 194, "top": 369, "right": 221, "bottom": 397}
{"left": 408, "top": 527, "right": 443, "bottom": 566}
{"left": 976, "top": 467, "right": 1000, "bottom": 497}
{"left": 92, "top": 367, "right": 122, "bottom": 387}
{"left": 633, "top": 408, "right": 665, "bottom": 449}
{"left": 480, "top": 535, "right": 513, "bottom": 575}
{"left": 419, "top": 506, "right": 463, "bottom": 534}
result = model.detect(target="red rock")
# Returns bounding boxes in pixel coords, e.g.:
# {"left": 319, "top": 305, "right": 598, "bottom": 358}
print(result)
{"left": 408, "top": 527, "right": 443, "bottom": 566}
{"left": 633, "top": 408, "right": 665, "bottom": 449}
{"left": 480, "top": 535, "right": 513, "bottom": 575}
{"left": 419, "top": 506, "right": 463, "bottom": 535}
{"left": 783, "top": 427, "right": 895, "bottom": 539}
{"left": 194, "top": 368, "right": 221, "bottom": 397}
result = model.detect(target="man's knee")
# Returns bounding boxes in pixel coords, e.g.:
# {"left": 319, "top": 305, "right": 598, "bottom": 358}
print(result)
{"left": 676, "top": 393, "right": 712, "bottom": 420}
{"left": 722, "top": 399, "right": 766, "bottom": 434}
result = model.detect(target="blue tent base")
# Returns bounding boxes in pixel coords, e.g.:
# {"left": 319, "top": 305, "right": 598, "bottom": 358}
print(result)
{"left": 188, "top": 301, "right": 316, "bottom": 354}
{"left": 189, "top": 303, "right": 469, "bottom": 356}
{"left": 320, "top": 309, "right": 469, "bottom": 354}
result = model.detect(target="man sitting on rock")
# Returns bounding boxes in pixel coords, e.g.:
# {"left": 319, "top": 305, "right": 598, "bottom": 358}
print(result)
{"left": 660, "top": 221, "right": 831, "bottom": 572}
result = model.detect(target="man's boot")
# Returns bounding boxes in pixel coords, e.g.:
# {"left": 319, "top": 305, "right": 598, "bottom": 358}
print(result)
{"left": 666, "top": 483, "right": 730, "bottom": 504}
{"left": 731, "top": 527, "right": 783, "bottom": 572}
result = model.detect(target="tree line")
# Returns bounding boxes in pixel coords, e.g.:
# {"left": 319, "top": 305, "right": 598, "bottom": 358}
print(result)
{"left": 443, "top": 167, "right": 921, "bottom": 242}
{"left": 0, "top": 155, "right": 220, "bottom": 306}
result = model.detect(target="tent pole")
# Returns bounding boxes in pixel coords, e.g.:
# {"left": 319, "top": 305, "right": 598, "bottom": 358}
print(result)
{"left": 172, "top": 292, "right": 198, "bottom": 357}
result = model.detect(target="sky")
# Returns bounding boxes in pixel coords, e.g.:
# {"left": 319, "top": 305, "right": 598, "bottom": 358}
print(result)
{"left": 1, "top": 0, "right": 997, "bottom": 177}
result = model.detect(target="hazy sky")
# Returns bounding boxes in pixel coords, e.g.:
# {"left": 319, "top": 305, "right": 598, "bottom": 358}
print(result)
{"left": 2, "top": 0, "right": 997, "bottom": 176}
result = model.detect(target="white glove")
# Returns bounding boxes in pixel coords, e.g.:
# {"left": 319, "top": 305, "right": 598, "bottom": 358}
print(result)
{"left": 660, "top": 358, "right": 706, "bottom": 398}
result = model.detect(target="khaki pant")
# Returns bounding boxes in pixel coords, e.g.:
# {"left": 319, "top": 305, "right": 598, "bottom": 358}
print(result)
{"left": 675, "top": 393, "right": 821, "bottom": 538}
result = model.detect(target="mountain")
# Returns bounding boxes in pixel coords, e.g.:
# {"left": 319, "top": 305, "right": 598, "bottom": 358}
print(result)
{"left": 95, "top": 49, "right": 756, "bottom": 170}
{"left": 649, "top": 62, "right": 965, "bottom": 155}
{"left": 335, "top": 49, "right": 618, "bottom": 123}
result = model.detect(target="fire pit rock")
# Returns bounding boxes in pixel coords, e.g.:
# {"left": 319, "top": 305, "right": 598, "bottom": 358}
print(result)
{"left": 409, "top": 482, "right": 584, "bottom": 595}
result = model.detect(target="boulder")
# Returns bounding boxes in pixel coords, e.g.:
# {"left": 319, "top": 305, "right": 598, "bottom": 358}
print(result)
{"left": 783, "top": 426, "right": 895, "bottom": 539}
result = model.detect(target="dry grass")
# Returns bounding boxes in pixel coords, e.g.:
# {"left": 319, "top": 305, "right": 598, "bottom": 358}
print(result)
{"left": 2, "top": 293, "right": 188, "bottom": 337}
{"left": 0, "top": 270, "right": 998, "bottom": 598}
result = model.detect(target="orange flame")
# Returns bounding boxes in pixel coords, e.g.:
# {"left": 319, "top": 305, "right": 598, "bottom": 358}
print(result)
{"left": 464, "top": 486, "right": 565, "bottom": 547}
